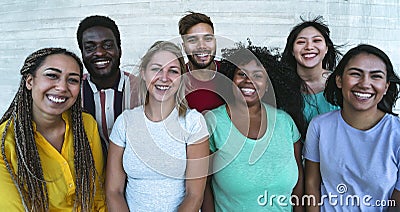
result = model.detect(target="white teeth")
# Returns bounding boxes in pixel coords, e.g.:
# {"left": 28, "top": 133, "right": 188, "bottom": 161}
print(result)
{"left": 155, "top": 85, "right": 170, "bottom": 91}
{"left": 303, "top": 53, "right": 317, "bottom": 58}
{"left": 353, "top": 92, "right": 373, "bottom": 99}
{"left": 196, "top": 53, "right": 208, "bottom": 57}
{"left": 48, "top": 95, "right": 66, "bottom": 103}
{"left": 94, "top": 61, "right": 109, "bottom": 65}
{"left": 241, "top": 88, "right": 255, "bottom": 95}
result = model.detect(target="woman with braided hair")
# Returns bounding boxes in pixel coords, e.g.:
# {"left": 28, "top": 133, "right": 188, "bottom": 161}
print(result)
{"left": 0, "top": 48, "right": 106, "bottom": 211}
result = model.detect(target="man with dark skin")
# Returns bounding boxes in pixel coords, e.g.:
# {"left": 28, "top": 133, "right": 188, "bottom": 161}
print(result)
{"left": 77, "top": 15, "right": 138, "bottom": 153}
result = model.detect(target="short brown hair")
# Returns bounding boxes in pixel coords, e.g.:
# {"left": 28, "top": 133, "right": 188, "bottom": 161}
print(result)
{"left": 178, "top": 11, "right": 214, "bottom": 36}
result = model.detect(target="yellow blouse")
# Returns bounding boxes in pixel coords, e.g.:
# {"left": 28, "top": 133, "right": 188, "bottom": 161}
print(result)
{"left": 0, "top": 111, "right": 106, "bottom": 211}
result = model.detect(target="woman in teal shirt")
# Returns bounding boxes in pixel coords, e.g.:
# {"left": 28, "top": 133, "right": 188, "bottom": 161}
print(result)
{"left": 282, "top": 16, "right": 341, "bottom": 126}
{"left": 203, "top": 44, "right": 304, "bottom": 211}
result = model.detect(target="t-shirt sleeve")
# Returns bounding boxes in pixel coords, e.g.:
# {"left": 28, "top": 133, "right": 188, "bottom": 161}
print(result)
{"left": 185, "top": 109, "right": 209, "bottom": 145}
{"left": 109, "top": 112, "right": 127, "bottom": 148}
{"left": 285, "top": 112, "right": 301, "bottom": 143}
{"left": 303, "top": 118, "right": 320, "bottom": 162}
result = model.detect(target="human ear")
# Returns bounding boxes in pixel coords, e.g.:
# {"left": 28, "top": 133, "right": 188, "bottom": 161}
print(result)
{"left": 384, "top": 82, "right": 390, "bottom": 95}
{"left": 335, "top": 75, "right": 342, "bottom": 89}
{"left": 25, "top": 74, "right": 33, "bottom": 90}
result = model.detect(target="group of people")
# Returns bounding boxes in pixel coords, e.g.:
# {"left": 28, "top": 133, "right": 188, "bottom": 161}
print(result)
{"left": 0, "top": 10, "right": 399, "bottom": 212}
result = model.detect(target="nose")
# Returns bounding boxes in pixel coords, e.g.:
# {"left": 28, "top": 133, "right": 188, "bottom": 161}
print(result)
{"left": 359, "top": 75, "right": 372, "bottom": 88}
{"left": 94, "top": 45, "right": 107, "bottom": 56}
{"left": 244, "top": 74, "right": 253, "bottom": 83}
{"left": 55, "top": 79, "right": 68, "bottom": 91}
{"left": 197, "top": 38, "right": 206, "bottom": 49}
{"left": 304, "top": 41, "right": 313, "bottom": 50}
{"left": 158, "top": 69, "right": 168, "bottom": 82}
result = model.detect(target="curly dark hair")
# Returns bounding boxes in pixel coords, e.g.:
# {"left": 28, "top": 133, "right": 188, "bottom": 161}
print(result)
{"left": 76, "top": 15, "right": 121, "bottom": 52}
{"left": 221, "top": 39, "right": 307, "bottom": 139}
{"left": 325, "top": 44, "right": 400, "bottom": 115}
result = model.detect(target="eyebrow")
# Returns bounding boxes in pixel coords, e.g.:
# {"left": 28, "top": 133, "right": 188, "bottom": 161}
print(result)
{"left": 150, "top": 63, "right": 180, "bottom": 69}
{"left": 348, "top": 67, "right": 386, "bottom": 75}
{"left": 45, "top": 68, "right": 81, "bottom": 76}
{"left": 296, "top": 35, "right": 323, "bottom": 39}
{"left": 238, "top": 69, "right": 265, "bottom": 74}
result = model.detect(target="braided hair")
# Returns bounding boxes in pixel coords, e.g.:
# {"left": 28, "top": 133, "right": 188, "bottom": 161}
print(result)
{"left": 0, "top": 48, "right": 97, "bottom": 211}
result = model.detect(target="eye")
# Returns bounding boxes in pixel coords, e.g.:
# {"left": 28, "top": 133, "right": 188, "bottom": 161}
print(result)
{"left": 186, "top": 37, "right": 198, "bottom": 44}
{"left": 237, "top": 71, "right": 246, "bottom": 77}
{"left": 169, "top": 68, "right": 180, "bottom": 74}
{"left": 313, "top": 39, "right": 323, "bottom": 43}
{"left": 46, "top": 73, "right": 58, "bottom": 79}
{"left": 371, "top": 74, "right": 384, "bottom": 79}
{"left": 151, "top": 68, "right": 161, "bottom": 72}
{"left": 254, "top": 74, "right": 263, "bottom": 79}
{"left": 103, "top": 42, "right": 114, "bottom": 50}
{"left": 204, "top": 35, "right": 214, "bottom": 42}
{"left": 68, "top": 77, "right": 80, "bottom": 84}
{"left": 349, "top": 72, "right": 361, "bottom": 77}
{"left": 84, "top": 44, "right": 96, "bottom": 52}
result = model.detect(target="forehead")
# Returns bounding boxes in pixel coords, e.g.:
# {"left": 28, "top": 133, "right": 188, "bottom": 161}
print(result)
{"left": 186, "top": 23, "right": 214, "bottom": 35}
{"left": 296, "top": 26, "right": 324, "bottom": 38}
{"left": 238, "top": 60, "right": 266, "bottom": 73}
{"left": 346, "top": 53, "right": 386, "bottom": 72}
{"left": 82, "top": 26, "right": 116, "bottom": 42}
{"left": 38, "top": 54, "right": 80, "bottom": 74}
{"left": 148, "top": 50, "right": 180, "bottom": 67}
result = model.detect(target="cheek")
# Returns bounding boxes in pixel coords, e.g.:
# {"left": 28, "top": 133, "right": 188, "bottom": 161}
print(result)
{"left": 70, "top": 85, "right": 81, "bottom": 97}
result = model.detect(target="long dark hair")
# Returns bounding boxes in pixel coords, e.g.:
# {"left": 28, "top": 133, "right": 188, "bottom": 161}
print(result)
{"left": 1, "top": 48, "right": 97, "bottom": 211}
{"left": 325, "top": 44, "right": 400, "bottom": 115}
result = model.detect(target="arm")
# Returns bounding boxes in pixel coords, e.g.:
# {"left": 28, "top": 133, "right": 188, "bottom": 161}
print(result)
{"left": 304, "top": 159, "right": 321, "bottom": 212}
{"left": 201, "top": 150, "right": 215, "bottom": 212}
{"left": 105, "top": 141, "right": 129, "bottom": 212}
{"left": 389, "top": 189, "right": 400, "bottom": 211}
{"left": 292, "top": 140, "right": 304, "bottom": 212}
{"left": 178, "top": 137, "right": 209, "bottom": 212}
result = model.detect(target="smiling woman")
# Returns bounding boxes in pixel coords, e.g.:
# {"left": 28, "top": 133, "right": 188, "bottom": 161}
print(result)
{"left": 202, "top": 44, "right": 304, "bottom": 211}
{"left": 304, "top": 44, "right": 400, "bottom": 211}
{"left": 106, "top": 41, "right": 210, "bottom": 212}
{"left": 0, "top": 48, "right": 106, "bottom": 211}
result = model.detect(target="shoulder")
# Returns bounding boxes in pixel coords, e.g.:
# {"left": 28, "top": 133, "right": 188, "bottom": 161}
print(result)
{"left": 82, "top": 112, "right": 97, "bottom": 127}
{"left": 381, "top": 113, "right": 400, "bottom": 130}
{"left": 209, "top": 104, "right": 226, "bottom": 116}
{"left": 184, "top": 108, "right": 206, "bottom": 124}
{"left": 264, "top": 103, "right": 292, "bottom": 121}
{"left": 311, "top": 110, "right": 339, "bottom": 124}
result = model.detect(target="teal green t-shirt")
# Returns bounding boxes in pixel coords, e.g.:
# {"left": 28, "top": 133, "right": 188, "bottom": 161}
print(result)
{"left": 205, "top": 103, "right": 300, "bottom": 211}
{"left": 303, "top": 91, "right": 339, "bottom": 124}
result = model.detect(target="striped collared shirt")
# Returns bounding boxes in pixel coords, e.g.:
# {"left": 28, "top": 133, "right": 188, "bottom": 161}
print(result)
{"left": 81, "top": 71, "right": 136, "bottom": 148}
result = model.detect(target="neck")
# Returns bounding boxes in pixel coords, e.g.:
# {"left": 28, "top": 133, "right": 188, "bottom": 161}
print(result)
{"left": 188, "top": 61, "right": 216, "bottom": 81}
{"left": 297, "top": 66, "right": 328, "bottom": 94}
{"left": 91, "top": 70, "right": 120, "bottom": 90}
{"left": 228, "top": 100, "right": 263, "bottom": 118}
{"left": 144, "top": 99, "right": 175, "bottom": 122}
{"left": 340, "top": 107, "right": 385, "bottom": 130}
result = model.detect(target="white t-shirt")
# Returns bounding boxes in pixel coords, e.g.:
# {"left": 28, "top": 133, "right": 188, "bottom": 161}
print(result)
{"left": 110, "top": 106, "right": 209, "bottom": 211}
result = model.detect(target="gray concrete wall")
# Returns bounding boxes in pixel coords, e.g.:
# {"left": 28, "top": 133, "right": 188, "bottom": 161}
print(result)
{"left": 1, "top": 0, "right": 399, "bottom": 115}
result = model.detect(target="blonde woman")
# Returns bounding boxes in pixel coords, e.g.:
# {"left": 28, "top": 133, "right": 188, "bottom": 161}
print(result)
{"left": 106, "top": 41, "right": 209, "bottom": 211}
